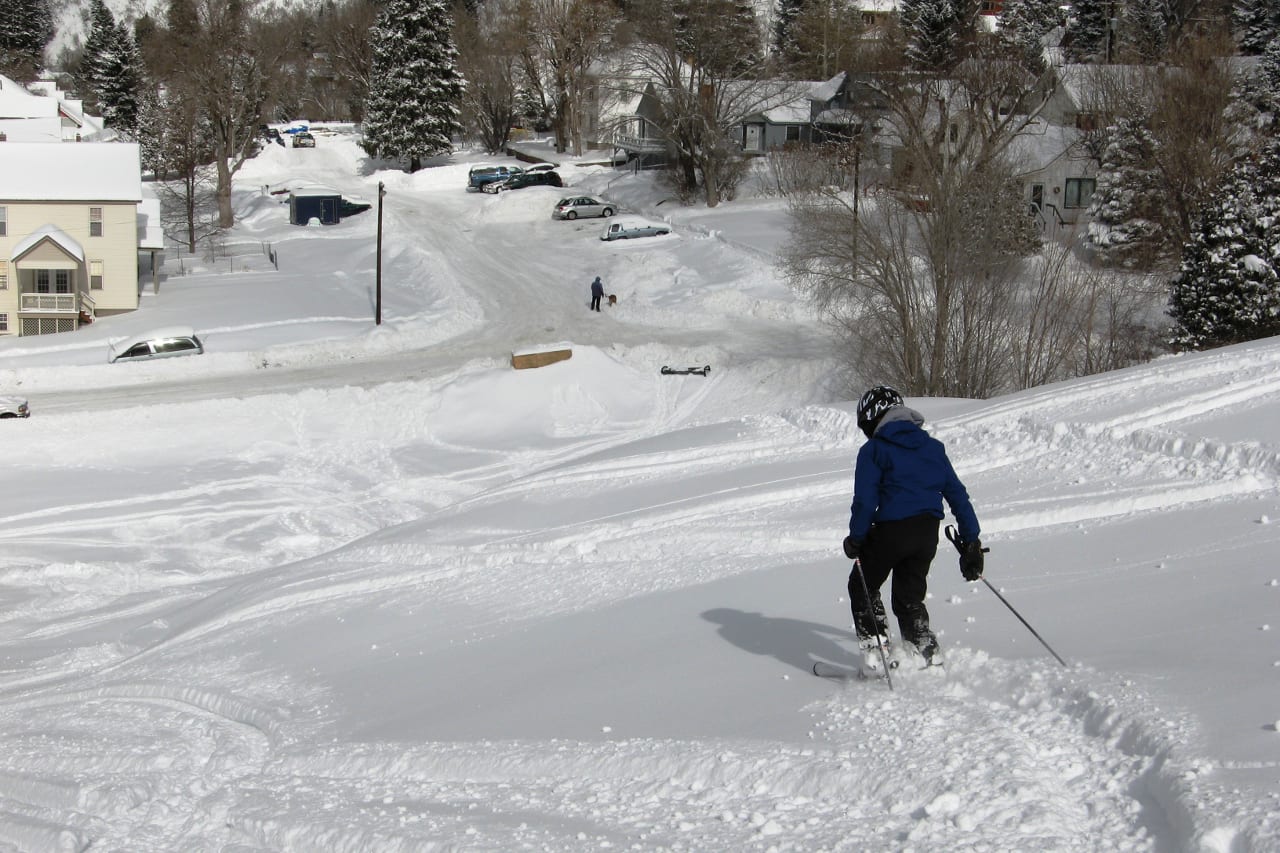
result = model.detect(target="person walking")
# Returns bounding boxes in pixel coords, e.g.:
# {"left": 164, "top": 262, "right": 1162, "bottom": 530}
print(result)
{"left": 841, "top": 385, "right": 984, "bottom": 666}
{"left": 590, "top": 276, "right": 605, "bottom": 312}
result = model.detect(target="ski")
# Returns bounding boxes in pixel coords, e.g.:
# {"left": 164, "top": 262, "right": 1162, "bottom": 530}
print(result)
{"left": 660, "top": 365, "right": 711, "bottom": 376}
{"left": 812, "top": 660, "right": 880, "bottom": 681}
{"left": 811, "top": 658, "right": 899, "bottom": 681}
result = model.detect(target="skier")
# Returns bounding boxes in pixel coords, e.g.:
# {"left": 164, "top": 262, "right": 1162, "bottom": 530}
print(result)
{"left": 590, "top": 276, "right": 605, "bottom": 312}
{"left": 842, "top": 385, "right": 984, "bottom": 666}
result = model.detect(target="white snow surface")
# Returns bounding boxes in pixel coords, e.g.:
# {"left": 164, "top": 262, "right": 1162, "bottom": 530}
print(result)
{"left": 0, "top": 131, "right": 1277, "bottom": 852}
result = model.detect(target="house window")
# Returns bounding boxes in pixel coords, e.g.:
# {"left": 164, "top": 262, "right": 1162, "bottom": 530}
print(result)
{"left": 1064, "top": 178, "right": 1096, "bottom": 209}
{"left": 0, "top": 206, "right": 6, "bottom": 237}
{"left": 36, "top": 270, "right": 50, "bottom": 293}
{"left": 1075, "top": 113, "right": 1099, "bottom": 132}
{"left": 55, "top": 270, "right": 70, "bottom": 293}
{"left": 90, "top": 260, "right": 104, "bottom": 290}
{"left": 90, "top": 207, "right": 103, "bottom": 237}
{"left": 786, "top": 125, "right": 801, "bottom": 143}
{"left": 0, "top": 314, "right": 7, "bottom": 333}
{"left": 0, "top": 261, "right": 6, "bottom": 290}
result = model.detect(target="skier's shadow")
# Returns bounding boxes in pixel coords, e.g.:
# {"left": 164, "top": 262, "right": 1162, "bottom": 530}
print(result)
{"left": 701, "top": 608, "right": 860, "bottom": 674}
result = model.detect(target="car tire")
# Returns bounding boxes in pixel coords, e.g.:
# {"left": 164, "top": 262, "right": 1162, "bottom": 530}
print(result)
{"left": 566, "top": 211, "right": 577, "bottom": 220}
{"left": 602, "top": 208, "right": 614, "bottom": 217}
{"left": 658, "top": 230, "right": 670, "bottom": 235}
{"left": 0, "top": 413, "right": 14, "bottom": 419}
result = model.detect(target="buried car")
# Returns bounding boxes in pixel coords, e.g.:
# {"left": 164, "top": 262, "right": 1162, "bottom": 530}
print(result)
{"left": 600, "top": 217, "right": 670, "bottom": 241}
{"left": 552, "top": 196, "right": 615, "bottom": 220}
{"left": 0, "top": 396, "right": 30, "bottom": 418}
{"left": 108, "top": 326, "right": 205, "bottom": 364}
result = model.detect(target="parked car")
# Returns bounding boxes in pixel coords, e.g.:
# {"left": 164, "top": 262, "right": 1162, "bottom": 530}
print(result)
{"left": 524, "top": 163, "right": 559, "bottom": 173}
{"left": 482, "top": 170, "right": 563, "bottom": 193}
{"left": 108, "top": 327, "right": 205, "bottom": 364}
{"left": 553, "top": 196, "right": 616, "bottom": 220}
{"left": 468, "top": 165, "right": 522, "bottom": 189}
{"left": 292, "top": 132, "right": 316, "bottom": 148}
{"left": 600, "top": 217, "right": 671, "bottom": 241}
{"left": 0, "top": 395, "right": 30, "bottom": 418}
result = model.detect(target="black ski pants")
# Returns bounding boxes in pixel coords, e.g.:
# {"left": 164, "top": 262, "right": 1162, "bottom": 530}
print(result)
{"left": 847, "top": 514, "right": 940, "bottom": 645}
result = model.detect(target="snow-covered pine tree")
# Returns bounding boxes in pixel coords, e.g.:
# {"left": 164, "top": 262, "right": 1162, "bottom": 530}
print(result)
{"left": 1169, "top": 138, "right": 1280, "bottom": 349}
{"left": 361, "top": 0, "right": 465, "bottom": 172}
{"left": 80, "top": 0, "right": 118, "bottom": 111}
{"left": 1232, "top": 35, "right": 1280, "bottom": 133}
{"left": 1233, "top": 0, "right": 1280, "bottom": 55}
{"left": 98, "top": 24, "right": 142, "bottom": 135}
{"left": 997, "top": 0, "right": 1062, "bottom": 70}
{"left": 900, "top": 0, "right": 974, "bottom": 72}
{"left": 1085, "top": 116, "right": 1169, "bottom": 269}
{"left": 1120, "top": 0, "right": 1170, "bottom": 62}
{"left": 0, "top": 0, "right": 52, "bottom": 81}
{"left": 1065, "top": 0, "right": 1110, "bottom": 62}
{"left": 774, "top": 0, "right": 805, "bottom": 61}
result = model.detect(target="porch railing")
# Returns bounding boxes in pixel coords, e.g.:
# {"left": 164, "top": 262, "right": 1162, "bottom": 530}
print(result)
{"left": 614, "top": 134, "right": 666, "bottom": 154}
{"left": 20, "top": 292, "right": 79, "bottom": 313}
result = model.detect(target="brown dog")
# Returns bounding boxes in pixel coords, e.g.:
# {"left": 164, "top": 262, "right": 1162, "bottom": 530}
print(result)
{"left": 608, "top": 294, "right": 617, "bottom": 306}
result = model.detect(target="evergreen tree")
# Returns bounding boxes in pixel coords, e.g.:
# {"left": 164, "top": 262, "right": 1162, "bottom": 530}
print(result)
{"left": 1169, "top": 139, "right": 1280, "bottom": 349}
{"left": 82, "top": 0, "right": 142, "bottom": 134}
{"left": 1085, "top": 117, "right": 1168, "bottom": 269}
{"left": 1232, "top": 35, "right": 1280, "bottom": 134}
{"left": 0, "top": 0, "right": 53, "bottom": 80}
{"left": 1065, "top": 0, "right": 1110, "bottom": 62}
{"left": 100, "top": 25, "right": 143, "bottom": 134}
{"left": 1233, "top": 0, "right": 1280, "bottom": 55}
{"left": 361, "top": 0, "right": 464, "bottom": 172}
{"left": 1120, "top": 0, "right": 1170, "bottom": 62}
{"left": 774, "top": 0, "right": 805, "bottom": 61}
{"left": 80, "top": 0, "right": 118, "bottom": 108}
{"left": 900, "top": 0, "right": 974, "bottom": 73}
{"left": 997, "top": 0, "right": 1062, "bottom": 70}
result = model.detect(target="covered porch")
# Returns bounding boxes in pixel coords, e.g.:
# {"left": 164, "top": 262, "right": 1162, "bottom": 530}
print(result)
{"left": 11, "top": 225, "right": 91, "bottom": 335}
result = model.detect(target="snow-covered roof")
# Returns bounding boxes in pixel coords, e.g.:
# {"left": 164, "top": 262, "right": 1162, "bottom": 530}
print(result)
{"left": 808, "top": 72, "right": 846, "bottom": 104}
{"left": 0, "top": 117, "right": 65, "bottom": 142}
{"left": 11, "top": 224, "right": 85, "bottom": 263}
{"left": 1007, "top": 119, "right": 1087, "bottom": 173}
{"left": 291, "top": 185, "right": 342, "bottom": 198}
{"left": 0, "top": 74, "right": 58, "bottom": 120}
{"left": 0, "top": 142, "right": 142, "bottom": 202}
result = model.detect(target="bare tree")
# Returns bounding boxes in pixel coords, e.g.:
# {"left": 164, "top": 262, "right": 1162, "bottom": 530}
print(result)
{"left": 168, "top": 0, "right": 280, "bottom": 228}
{"left": 519, "top": 0, "right": 618, "bottom": 156}
{"left": 456, "top": 0, "right": 525, "bottom": 153}
{"left": 783, "top": 43, "right": 1060, "bottom": 397}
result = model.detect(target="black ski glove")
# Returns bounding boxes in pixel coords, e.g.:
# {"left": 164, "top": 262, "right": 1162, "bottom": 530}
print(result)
{"left": 959, "top": 539, "right": 984, "bottom": 581}
{"left": 843, "top": 536, "right": 861, "bottom": 561}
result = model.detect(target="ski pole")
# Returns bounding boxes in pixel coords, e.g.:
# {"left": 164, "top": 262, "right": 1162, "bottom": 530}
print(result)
{"left": 852, "top": 559, "right": 894, "bottom": 690}
{"left": 944, "top": 525, "right": 1069, "bottom": 669}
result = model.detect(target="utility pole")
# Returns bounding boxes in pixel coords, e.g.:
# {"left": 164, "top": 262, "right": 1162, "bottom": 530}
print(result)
{"left": 376, "top": 181, "right": 385, "bottom": 325}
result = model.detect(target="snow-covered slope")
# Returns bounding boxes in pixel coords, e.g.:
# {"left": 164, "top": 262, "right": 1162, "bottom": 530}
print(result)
{"left": 0, "top": 131, "right": 1275, "bottom": 851}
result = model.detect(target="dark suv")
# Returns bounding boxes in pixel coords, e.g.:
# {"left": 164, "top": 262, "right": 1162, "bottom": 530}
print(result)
{"left": 482, "top": 170, "right": 563, "bottom": 193}
{"left": 468, "top": 165, "right": 522, "bottom": 189}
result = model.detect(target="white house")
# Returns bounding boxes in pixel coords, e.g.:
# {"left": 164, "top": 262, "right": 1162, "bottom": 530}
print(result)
{"left": 0, "top": 142, "right": 145, "bottom": 336}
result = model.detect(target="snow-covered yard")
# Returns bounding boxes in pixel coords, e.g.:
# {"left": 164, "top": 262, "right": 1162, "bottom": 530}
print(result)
{"left": 0, "top": 131, "right": 1275, "bottom": 851}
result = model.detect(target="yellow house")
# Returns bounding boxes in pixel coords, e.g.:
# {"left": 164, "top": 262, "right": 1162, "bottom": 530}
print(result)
{"left": 0, "top": 142, "right": 143, "bottom": 336}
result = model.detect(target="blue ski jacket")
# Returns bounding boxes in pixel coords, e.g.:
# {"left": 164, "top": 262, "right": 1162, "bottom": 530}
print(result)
{"left": 847, "top": 407, "right": 980, "bottom": 544}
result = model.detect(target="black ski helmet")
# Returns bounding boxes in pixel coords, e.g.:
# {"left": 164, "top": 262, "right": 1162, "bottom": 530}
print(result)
{"left": 856, "top": 385, "right": 904, "bottom": 438}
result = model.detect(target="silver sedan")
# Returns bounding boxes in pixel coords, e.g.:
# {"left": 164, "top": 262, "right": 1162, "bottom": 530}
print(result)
{"left": 552, "top": 196, "right": 616, "bottom": 220}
